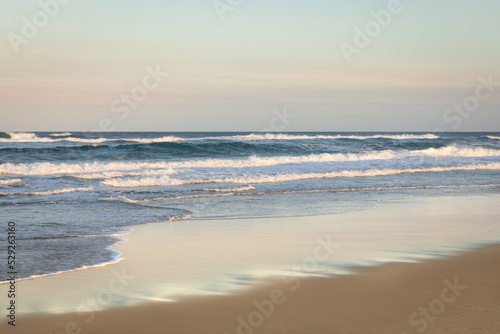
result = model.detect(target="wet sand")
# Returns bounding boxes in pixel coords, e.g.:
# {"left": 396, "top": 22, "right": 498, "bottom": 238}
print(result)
{"left": 1, "top": 194, "right": 499, "bottom": 333}
{"left": 4, "top": 244, "right": 500, "bottom": 334}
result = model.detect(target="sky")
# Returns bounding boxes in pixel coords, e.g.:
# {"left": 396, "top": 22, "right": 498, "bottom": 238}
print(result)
{"left": 0, "top": 0, "right": 499, "bottom": 131}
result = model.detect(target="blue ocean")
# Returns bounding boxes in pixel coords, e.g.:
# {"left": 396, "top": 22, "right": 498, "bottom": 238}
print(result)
{"left": 1, "top": 131, "right": 499, "bottom": 283}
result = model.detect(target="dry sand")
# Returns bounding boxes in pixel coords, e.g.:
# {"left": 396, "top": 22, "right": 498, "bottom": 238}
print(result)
{"left": 5, "top": 244, "right": 500, "bottom": 334}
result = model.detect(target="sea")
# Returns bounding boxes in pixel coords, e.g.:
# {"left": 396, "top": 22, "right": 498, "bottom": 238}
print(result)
{"left": 1, "top": 131, "right": 500, "bottom": 283}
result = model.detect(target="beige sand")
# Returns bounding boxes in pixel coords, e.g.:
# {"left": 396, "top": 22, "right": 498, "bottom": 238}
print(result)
{"left": 4, "top": 244, "right": 500, "bottom": 334}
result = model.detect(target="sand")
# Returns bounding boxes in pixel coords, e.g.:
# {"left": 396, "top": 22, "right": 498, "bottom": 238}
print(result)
{"left": 2, "top": 244, "right": 499, "bottom": 334}
{"left": 2, "top": 194, "right": 499, "bottom": 333}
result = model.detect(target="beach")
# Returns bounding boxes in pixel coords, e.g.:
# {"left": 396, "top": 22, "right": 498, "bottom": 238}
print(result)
{"left": 10, "top": 245, "right": 500, "bottom": 334}
{"left": 2, "top": 192, "right": 499, "bottom": 333}
{"left": 2, "top": 0, "right": 500, "bottom": 331}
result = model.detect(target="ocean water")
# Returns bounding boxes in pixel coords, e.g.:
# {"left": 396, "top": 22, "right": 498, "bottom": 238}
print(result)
{"left": 0, "top": 131, "right": 500, "bottom": 283}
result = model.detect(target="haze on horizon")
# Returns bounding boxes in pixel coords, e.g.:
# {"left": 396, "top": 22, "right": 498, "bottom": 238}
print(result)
{"left": 1, "top": 0, "right": 499, "bottom": 132}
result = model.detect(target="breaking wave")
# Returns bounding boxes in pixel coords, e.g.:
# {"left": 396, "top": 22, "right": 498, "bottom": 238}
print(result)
{"left": 1, "top": 146, "right": 499, "bottom": 176}
{"left": 4, "top": 186, "right": 94, "bottom": 196}
{"left": 224, "top": 133, "right": 439, "bottom": 141}
{"left": 48, "top": 132, "right": 73, "bottom": 137}
{"left": 0, "top": 132, "right": 439, "bottom": 145}
{"left": 0, "top": 179, "right": 22, "bottom": 186}
{"left": 100, "top": 162, "right": 500, "bottom": 188}
{"left": 0, "top": 132, "right": 184, "bottom": 144}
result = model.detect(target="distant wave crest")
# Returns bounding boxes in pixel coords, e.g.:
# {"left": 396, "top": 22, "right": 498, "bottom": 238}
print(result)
{"left": 0, "top": 132, "right": 184, "bottom": 144}
{"left": 0, "top": 132, "right": 438, "bottom": 144}
{"left": 48, "top": 132, "right": 73, "bottom": 137}
{"left": 226, "top": 133, "right": 439, "bottom": 141}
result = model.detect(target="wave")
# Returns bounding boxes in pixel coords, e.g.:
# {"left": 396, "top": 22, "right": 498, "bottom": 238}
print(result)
{"left": 72, "top": 168, "right": 178, "bottom": 180}
{"left": 2, "top": 132, "right": 39, "bottom": 140}
{"left": 102, "top": 175, "right": 184, "bottom": 187}
{"left": 0, "top": 161, "right": 178, "bottom": 176}
{"left": 100, "top": 196, "right": 140, "bottom": 204}
{"left": 419, "top": 146, "right": 500, "bottom": 158}
{"left": 100, "top": 183, "right": 500, "bottom": 203}
{"left": 0, "top": 132, "right": 107, "bottom": 144}
{"left": 1, "top": 145, "right": 499, "bottom": 176}
{"left": 0, "top": 132, "right": 439, "bottom": 145}
{"left": 0, "top": 132, "right": 185, "bottom": 144}
{"left": 48, "top": 132, "right": 73, "bottom": 137}
{"left": 3, "top": 186, "right": 94, "bottom": 196}
{"left": 123, "top": 136, "right": 185, "bottom": 144}
{"left": 224, "top": 133, "right": 440, "bottom": 141}
{"left": 100, "top": 162, "right": 500, "bottom": 188}
{"left": 202, "top": 185, "right": 255, "bottom": 192}
{"left": 487, "top": 135, "right": 500, "bottom": 140}
{"left": 0, "top": 179, "right": 22, "bottom": 186}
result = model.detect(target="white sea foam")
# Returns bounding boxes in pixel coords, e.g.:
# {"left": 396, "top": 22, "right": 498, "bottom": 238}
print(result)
{"left": 72, "top": 168, "right": 177, "bottom": 180}
{"left": 123, "top": 136, "right": 185, "bottom": 144}
{"left": 3, "top": 132, "right": 39, "bottom": 141}
{"left": 0, "top": 132, "right": 439, "bottom": 144}
{"left": 419, "top": 146, "right": 500, "bottom": 158}
{"left": 100, "top": 196, "right": 140, "bottom": 203}
{"left": 487, "top": 135, "right": 500, "bottom": 140}
{"left": 6, "top": 186, "right": 94, "bottom": 196}
{"left": 102, "top": 176, "right": 186, "bottom": 187}
{"left": 0, "top": 133, "right": 184, "bottom": 144}
{"left": 60, "top": 137, "right": 111, "bottom": 143}
{"left": 0, "top": 133, "right": 106, "bottom": 144}
{"left": 100, "top": 162, "right": 500, "bottom": 188}
{"left": 145, "top": 193, "right": 244, "bottom": 201}
{"left": 0, "top": 161, "right": 178, "bottom": 176}
{"left": 0, "top": 179, "right": 22, "bottom": 186}
{"left": 202, "top": 185, "right": 255, "bottom": 192}
{"left": 225, "top": 133, "right": 439, "bottom": 141}
{"left": 48, "top": 132, "right": 73, "bottom": 137}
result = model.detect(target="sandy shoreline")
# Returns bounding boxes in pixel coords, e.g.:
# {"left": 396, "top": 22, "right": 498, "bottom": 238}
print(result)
{"left": 4, "top": 244, "right": 499, "bottom": 333}
{"left": 1, "top": 193, "right": 499, "bottom": 333}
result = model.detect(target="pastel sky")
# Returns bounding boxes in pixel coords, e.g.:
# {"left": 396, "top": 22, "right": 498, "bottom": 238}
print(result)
{"left": 1, "top": 0, "right": 499, "bottom": 131}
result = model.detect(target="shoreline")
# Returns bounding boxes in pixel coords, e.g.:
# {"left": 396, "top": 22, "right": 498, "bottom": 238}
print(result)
{"left": 0, "top": 232, "right": 129, "bottom": 286}
{"left": 1, "top": 188, "right": 497, "bottom": 286}
{"left": 1, "top": 192, "right": 499, "bottom": 312}
{"left": 1, "top": 191, "right": 499, "bottom": 331}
